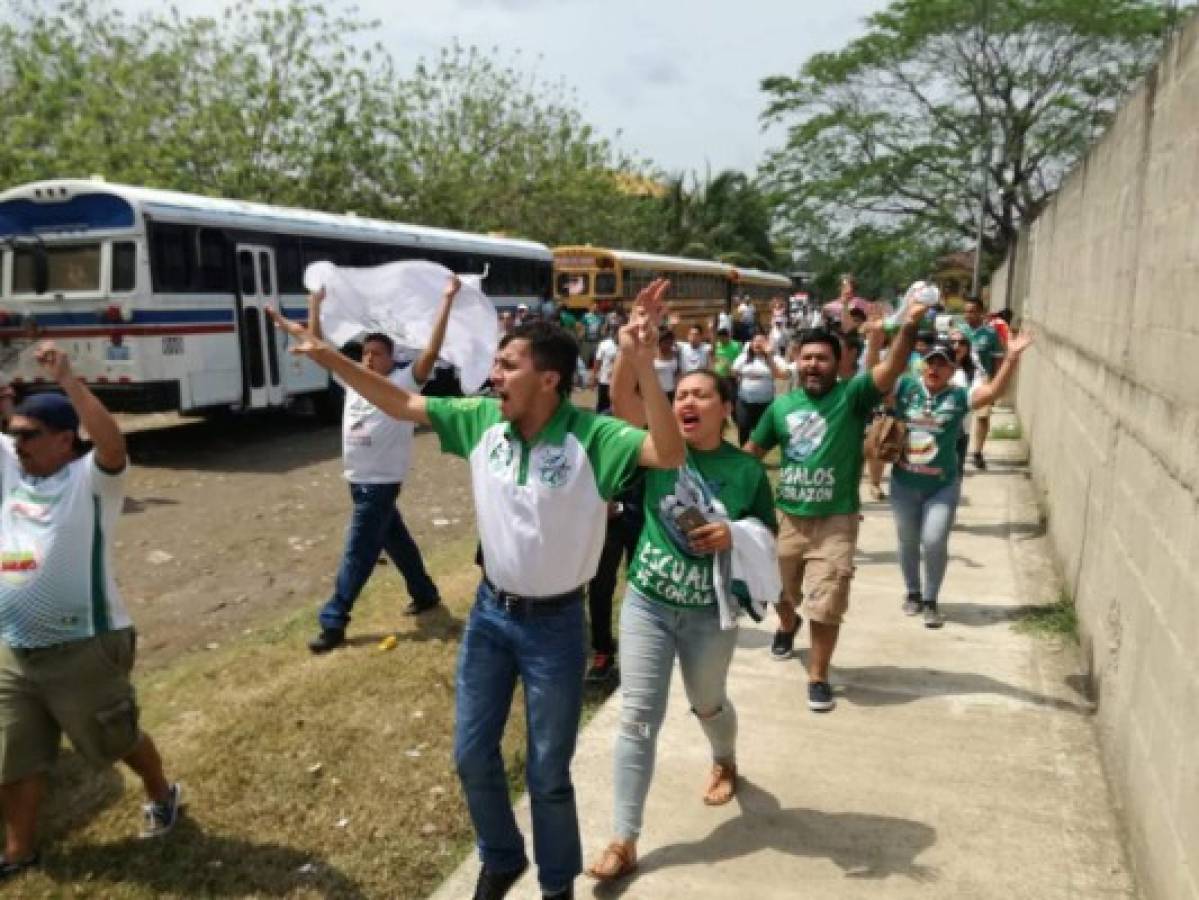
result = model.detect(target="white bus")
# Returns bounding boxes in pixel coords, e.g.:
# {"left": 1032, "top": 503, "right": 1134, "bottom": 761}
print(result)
{"left": 0, "top": 179, "right": 552, "bottom": 415}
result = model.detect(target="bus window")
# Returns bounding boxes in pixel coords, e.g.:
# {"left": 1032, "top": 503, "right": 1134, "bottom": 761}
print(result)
{"left": 595, "top": 272, "right": 616, "bottom": 296}
{"left": 258, "top": 253, "right": 273, "bottom": 294}
{"left": 112, "top": 241, "right": 136, "bottom": 292}
{"left": 149, "top": 223, "right": 193, "bottom": 292}
{"left": 243, "top": 308, "right": 266, "bottom": 388}
{"left": 197, "top": 230, "right": 230, "bottom": 291}
{"left": 556, "top": 272, "right": 588, "bottom": 298}
{"left": 14, "top": 244, "right": 101, "bottom": 293}
{"left": 276, "top": 240, "right": 303, "bottom": 293}
{"left": 238, "top": 251, "right": 256, "bottom": 296}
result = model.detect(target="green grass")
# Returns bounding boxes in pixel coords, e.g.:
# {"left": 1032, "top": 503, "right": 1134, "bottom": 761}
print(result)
{"left": 1013, "top": 593, "right": 1079, "bottom": 642}
{"left": 12, "top": 533, "right": 617, "bottom": 899}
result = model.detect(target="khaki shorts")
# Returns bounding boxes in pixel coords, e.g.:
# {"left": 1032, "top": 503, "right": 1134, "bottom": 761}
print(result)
{"left": 778, "top": 513, "right": 860, "bottom": 626}
{"left": 0, "top": 630, "right": 141, "bottom": 784}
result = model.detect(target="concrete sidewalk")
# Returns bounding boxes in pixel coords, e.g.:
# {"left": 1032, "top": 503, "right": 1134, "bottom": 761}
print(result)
{"left": 431, "top": 419, "right": 1135, "bottom": 899}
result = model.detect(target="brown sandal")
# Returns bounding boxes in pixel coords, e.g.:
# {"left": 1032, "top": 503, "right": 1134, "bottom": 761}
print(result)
{"left": 585, "top": 841, "right": 638, "bottom": 882}
{"left": 703, "top": 762, "right": 737, "bottom": 806}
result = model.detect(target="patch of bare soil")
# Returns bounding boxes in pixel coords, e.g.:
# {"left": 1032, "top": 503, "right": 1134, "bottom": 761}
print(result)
{"left": 113, "top": 411, "right": 475, "bottom": 667}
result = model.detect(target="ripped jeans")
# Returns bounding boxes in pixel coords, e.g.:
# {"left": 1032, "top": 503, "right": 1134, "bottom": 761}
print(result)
{"left": 612, "top": 588, "right": 738, "bottom": 841}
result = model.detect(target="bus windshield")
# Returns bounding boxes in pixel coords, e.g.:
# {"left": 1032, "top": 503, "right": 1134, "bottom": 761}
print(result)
{"left": 13, "top": 244, "right": 101, "bottom": 293}
{"left": 556, "top": 271, "right": 589, "bottom": 298}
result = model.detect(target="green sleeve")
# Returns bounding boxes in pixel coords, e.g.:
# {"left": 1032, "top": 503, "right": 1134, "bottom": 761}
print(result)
{"left": 892, "top": 377, "right": 913, "bottom": 421}
{"left": 580, "top": 414, "right": 648, "bottom": 501}
{"left": 425, "top": 397, "right": 503, "bottom": 459}
{"left": 746, "top": 462, "right": 778, "bottom": 533}
{"left": 749, "top": 399, "right": 779, "bottom": 450}
{"left": 846, "top": 371, "right": 883, "bottom": 417}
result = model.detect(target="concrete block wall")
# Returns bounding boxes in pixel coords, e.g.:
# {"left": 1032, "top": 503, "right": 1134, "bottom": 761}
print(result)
{"left": 999, "top": 17, "right": 1199, "bottom": 900}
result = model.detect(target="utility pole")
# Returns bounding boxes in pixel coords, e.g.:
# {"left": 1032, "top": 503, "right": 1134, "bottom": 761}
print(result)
{"left": 971, "top": 0, "right": 990, "bottom": 298}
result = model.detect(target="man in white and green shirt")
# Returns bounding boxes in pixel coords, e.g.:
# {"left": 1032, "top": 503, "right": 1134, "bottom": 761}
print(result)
{"left": 0, "top": 345, "right": 182, "bottom": 880}
{"left": 745, "top": 301, "right": 925, "bottom": 712}
{"left": 270, "top": 281, "right": 684, "bottom": 900}
{"left": 962, "top": 297, "right": 1004, "bottom": 471}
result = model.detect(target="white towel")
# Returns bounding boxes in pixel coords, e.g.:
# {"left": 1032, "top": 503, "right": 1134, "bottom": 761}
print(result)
{"left": 303, "top": 260, "right": 498, "bottom": 394}
{"left": 713, "top": 517, "right": 782, "bottom": 631}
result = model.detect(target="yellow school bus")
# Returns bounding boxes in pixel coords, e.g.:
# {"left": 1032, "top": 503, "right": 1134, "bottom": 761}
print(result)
{"left": 553, "top": 246, "right": 789, "bottom": 333}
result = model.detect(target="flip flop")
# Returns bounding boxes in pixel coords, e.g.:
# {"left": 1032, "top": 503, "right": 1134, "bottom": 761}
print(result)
{"left": 585, "top": 841, "right": 637, "bottom": 882}
{"left": 703, "top": 762, "right": 737, "bottom": 806}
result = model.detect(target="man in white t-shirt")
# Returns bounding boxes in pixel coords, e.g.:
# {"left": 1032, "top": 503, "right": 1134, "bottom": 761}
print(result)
{"left": 678, "top": 325, "right": 712, "bottom": 375}
{"left": 0, "top": 345, "right": 183, "bottom": 877}
{"left": 307, "top": 278, "right": 461, "bottom": 653}
{"left": 591, "top": 328, "right": 620, "bottom": 414}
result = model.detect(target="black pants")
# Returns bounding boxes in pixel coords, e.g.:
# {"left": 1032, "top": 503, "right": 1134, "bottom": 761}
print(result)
{"left": 596, "top": 383, "right": 611, "bottom": 414}
{"left": 587, "top": 510, "right": 641, "bottom": 654}
{"left": 736, "top": 398, "right": 771, "bottom": 447}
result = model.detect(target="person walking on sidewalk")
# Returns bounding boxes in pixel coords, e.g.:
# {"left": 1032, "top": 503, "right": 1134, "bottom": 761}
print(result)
{"left": 0, "top": 345, "right": 183, "bottom": 882}
{"left": 744, "top": 299, "right": 925, "bottom": 712}
{"left": 307, "top": 279, "right": 462, "bottom": 653}
{"left": 269, "top": 279, "right": 684, "bottom": 900}
{"left": 585, "top": 357, "right": 775, "bottom": 884}
{"left": 962, "top": 297, "right": 1005, "bottom": 471}
{"left": 891, "top": 331, "right": 1033, "bottom": 627}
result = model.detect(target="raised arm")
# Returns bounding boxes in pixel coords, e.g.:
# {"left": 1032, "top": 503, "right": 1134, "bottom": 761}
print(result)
{"left": 267, "top": 309, "right": 430, "bottom": 426}
{"left": 971, "top": 330, "right": 1033, "bottom": 409}
{"left": 412, "top": 275, "right": 462, "bottom": 384}
{"left": 306, "top": 287, "right": 325, "bottom": 341}
{"left": 862, "top": 313, "right": 885, "bottom": 370}
{"left": 36, "top": 342, "right": 125, "bottom": 472}
{"left": 871, "top": 299, "right": 927, "bottom": 395}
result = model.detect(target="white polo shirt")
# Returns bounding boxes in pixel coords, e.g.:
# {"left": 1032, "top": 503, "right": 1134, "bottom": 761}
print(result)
{"left": 0, "top": 438, "right": 131, "bottom": 648}
{"left": 341, "top": 365, "right": 423, "bottom": 484}
{"left": 679, "top": 342, "right": 712, "bottom": 374}
{"left": 426, "top": 397, "right": 646, "bottom": 597}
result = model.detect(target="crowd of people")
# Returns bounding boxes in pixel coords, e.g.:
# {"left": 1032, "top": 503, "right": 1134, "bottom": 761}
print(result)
{"left": 0, "top": 269, "right": 1029, "bottom": 899}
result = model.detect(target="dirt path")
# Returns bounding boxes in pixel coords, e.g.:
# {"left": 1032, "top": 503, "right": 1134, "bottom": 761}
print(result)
{"left": 113, "top": 411, "right": 475, "bottom": 667}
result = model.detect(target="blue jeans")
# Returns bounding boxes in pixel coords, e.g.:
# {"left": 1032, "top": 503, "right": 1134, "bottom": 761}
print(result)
{"left": 453, "top": 580, "right": 586, "bottom": 893}
{"left": 889, "top": 477, "right": 961, "bottom": 605}
{"left": 318, "top": 482, "right": 438, "bottom": 630}
{"left": 613, "top": 589, "right": 738, "bottom": 840}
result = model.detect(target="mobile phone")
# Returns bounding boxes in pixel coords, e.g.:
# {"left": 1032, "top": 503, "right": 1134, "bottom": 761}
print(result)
{"left": 674, "top": 506, "right": 708, "bottom": 535}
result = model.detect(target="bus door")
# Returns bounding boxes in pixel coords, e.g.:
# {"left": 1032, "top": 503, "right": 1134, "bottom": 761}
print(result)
{"left": 234, "top": 244, "right": 286, "bottom": 409}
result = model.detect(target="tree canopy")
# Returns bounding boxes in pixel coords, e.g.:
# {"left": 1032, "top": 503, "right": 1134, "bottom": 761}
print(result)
{"left": 761, "top": 0, "right": 1175, "bottom": 280}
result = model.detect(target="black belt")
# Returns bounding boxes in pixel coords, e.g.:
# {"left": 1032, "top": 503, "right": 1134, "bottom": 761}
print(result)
{"left": 482, "top": 576, "right": 583, "bottom": 616}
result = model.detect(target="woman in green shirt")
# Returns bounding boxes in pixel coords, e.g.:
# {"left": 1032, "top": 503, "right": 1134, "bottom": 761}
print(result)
{"left": 586, "top": 348, "right": 776, "bottom": 884}
{"left": 890, "top": 331, "right": 1033, "bottom": 627}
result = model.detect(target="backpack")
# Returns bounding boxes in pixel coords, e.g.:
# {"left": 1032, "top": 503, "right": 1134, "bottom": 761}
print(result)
{"left": 864, "top": 412, "right": 907, "bottom": 464}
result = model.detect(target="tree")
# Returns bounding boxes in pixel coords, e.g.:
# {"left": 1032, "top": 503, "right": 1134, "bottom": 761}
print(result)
{"left": 657, "top": 169, "right": 783, "bottom": 269}
{"left": 760, "top": 0, "right": 1174, "bottom": 274}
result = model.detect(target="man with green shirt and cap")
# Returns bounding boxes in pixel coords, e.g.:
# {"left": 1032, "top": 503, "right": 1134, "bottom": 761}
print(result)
{"left": 744, "top": 299, "right": 926, "bottom": 712}
{"left": 268, "top": 279, "right": 683, "bottom": 900}
{"left": 961, "top": 297, "right": 1004, "bottom": 471}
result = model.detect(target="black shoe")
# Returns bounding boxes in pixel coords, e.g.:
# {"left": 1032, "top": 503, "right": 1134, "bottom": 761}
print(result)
{"left": 543, "top": 887, "right": 573, "bottom": 900}
{"left": 902, "top": 593, "right": 923, "bottom": 616}
{"left": 770, "top": 623, "right": 800, "bottom": 661}
{"left": 403, "top": 596, "right": 441, "bottom": 616}
{"left": 307, "top": 628, "right": 345, "bottom": 654}
{"left": 0, "top": 852, "right": 40, "bottom": 881}
{"left": 973, "top": 452, "right": 987, "bottom": 471}
{"left": 807, "top": 680, "right": 836, "bottom": 712}
{"left": 473, "top": 861, "right": 529, "bottom": 900}
{"left": 923, "top": 603, "right": 945, "bottom": 629}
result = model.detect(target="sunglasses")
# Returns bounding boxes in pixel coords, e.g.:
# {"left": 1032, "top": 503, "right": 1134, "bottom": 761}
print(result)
{"left": 9, "top": 427, "right": 46, "bottom": 441}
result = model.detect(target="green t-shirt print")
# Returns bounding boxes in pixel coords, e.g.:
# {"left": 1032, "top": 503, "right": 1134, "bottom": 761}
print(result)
{"left": 628, "top": 442, "right": 776, "bottom": 608}
{"left": 750, "top": 372, "right": 882, "bottom": 517}
{"left": 892, "top": 375, "right": 969, "bottom": 490}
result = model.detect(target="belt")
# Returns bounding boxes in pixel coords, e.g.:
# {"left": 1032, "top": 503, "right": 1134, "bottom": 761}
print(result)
{"left": 482, "top": 576, "right": 583, "bottom": 616}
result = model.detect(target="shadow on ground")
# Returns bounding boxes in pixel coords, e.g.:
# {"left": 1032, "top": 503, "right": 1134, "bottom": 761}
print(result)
{"left": 41, "top": 818, "right": 366, "bottom": 898}
{"left": 836, "top": 664, "right": 1091, "bottom": 714}
{"left": 591, "top": 779, "right": 936, "bottom": 897}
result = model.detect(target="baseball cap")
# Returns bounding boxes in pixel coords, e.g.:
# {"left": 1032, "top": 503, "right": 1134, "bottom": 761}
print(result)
{"left": 923, "top": 337, "right": 956, "bottom": 363}
{"left": 13, "top": 392, "right": 80, "bottom": 432}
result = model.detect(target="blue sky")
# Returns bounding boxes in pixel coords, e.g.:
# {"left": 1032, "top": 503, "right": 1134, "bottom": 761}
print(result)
{"left": 112, "top": 0, "right": 892, "bottom": 175}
